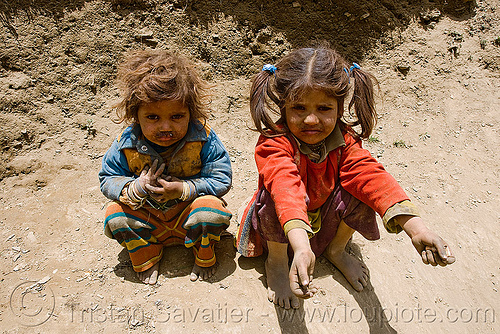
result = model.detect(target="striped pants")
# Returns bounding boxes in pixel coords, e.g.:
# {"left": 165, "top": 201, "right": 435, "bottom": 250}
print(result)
{"left": 104, "top": 195, "right": 231, "bottom": 273}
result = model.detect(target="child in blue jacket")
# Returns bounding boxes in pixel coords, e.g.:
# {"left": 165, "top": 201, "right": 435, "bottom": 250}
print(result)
{"left": 99, "top": 49, "right": 232, "bottom": 284}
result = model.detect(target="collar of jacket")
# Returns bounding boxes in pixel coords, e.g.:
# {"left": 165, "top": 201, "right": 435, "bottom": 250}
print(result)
{"left": 292, "top": 124, "right": 345, "bottom": 163}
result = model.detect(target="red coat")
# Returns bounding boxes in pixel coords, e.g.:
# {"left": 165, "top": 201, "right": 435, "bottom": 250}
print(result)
{"left": 255, "top": 130, "right": 409, "bottom": 228}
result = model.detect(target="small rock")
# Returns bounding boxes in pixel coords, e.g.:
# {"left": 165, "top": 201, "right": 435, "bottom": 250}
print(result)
{"left": 420, "top": 8, "right": 441, "bottom": 24}
{"left": 8, "top": 72, "right": 32, "bottom": 89}
{"left": 130, "top": 319, "right": 142, "bottom": 327}
{"left": 143, "top": 39, "right": 159, "bottom": 48}
{"left": 428, "top": 9, "right": 442, "bottom": 21}
{"left": 21, "top": 129, "right": 29, "bottom": 140}
{"left": 249, "top": 42, "right": 266, "bottom": 55}
{"left": 135, "top": 29, "right": 154, "bottom": 40}
{"left": 36, "top": 276, "right": 51, "bottom": 285}
{"left": 26, "top": 231, "right": 37, "bottom": 243}
{"left": 396, "top": 63, "right": 411, "bottom": 76}
{"left": 292, "top": 2, "right": 301, "bottom": 8}
{"left": 6, "top": 234, "right": 15, "bottom": 241}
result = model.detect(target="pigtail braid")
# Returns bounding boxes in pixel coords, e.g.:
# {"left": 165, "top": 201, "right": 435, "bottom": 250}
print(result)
{"left": 250, "top": 70, "right": 284, "bottom": 136}
{"left": 347, "top": 68, "right": 378, "bottom": 139}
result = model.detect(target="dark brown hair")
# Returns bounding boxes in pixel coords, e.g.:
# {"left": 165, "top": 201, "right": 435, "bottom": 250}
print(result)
{"left": 250, "top": 46, "right": 377, "bottom": 139}
{"left": 113, "top": 49, "right": 210, "bottom": 123}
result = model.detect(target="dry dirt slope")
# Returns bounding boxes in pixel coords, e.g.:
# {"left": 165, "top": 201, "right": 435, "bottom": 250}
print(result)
{"left": 0, "top": 0, "right": 499, "bottom": 333}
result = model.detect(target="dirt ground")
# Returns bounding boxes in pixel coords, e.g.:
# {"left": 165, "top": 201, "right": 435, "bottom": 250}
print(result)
{"left": 0, "top": 0, "right": 499, "bottom": 333}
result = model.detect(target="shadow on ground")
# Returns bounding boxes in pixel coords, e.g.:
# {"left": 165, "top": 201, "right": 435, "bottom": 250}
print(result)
{"left": 113, "top": 234, "right": 237, "bottom": 283}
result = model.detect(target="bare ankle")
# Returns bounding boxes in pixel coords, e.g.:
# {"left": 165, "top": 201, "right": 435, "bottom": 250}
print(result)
{"left": 326, "top": 243, "right": 345, "bottom": 259}
{"left": 266, "top": 241, "right": 289, "bottom": 264}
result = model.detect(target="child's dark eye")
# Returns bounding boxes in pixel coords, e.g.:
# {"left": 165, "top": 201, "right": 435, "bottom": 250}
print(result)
{"left": 146, "top": 115, "right": 159, "bottom": 120}
{"left": 172, "top": 114, "right": 185, "bottom": 120}
{"left": 318, "top": 106, "right": 332, "bottom": 111}
{"left": 291, "top": 105, "right": 305, "bottom": 111}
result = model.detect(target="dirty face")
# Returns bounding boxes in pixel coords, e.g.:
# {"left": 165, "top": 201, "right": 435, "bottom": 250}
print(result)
{"left": 285, "top": 89, "right": 339, "bottom": 145}
{"left": 137, "top": 99, "right": 190, "bottom": 147}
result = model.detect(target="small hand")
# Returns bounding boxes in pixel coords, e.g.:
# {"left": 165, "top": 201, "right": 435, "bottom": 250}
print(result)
{"left": 135, "top": 160, "right": 165, "bottom": 197}
{"left": 399, "top": 216, "right": 455, "bottom": 267}
{"left": 289, "top": 248, "right": 318, "bottom": 299}
{"left": 411, "top": 230, "right": 456, "bottom": 266}
{"left": 145, "top": 175, "right": 183, "bottom": 203}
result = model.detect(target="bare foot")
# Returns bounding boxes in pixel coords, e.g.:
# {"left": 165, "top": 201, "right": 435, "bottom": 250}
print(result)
{"left": 137, "top": 262, "right": 159, "bottom": 285}
{"left": 323, "top": 248, "right": 369, "bottom": 292}
{"left": 190, "top": 263, "right": 216, "bottom": 281}
{"left": 265, "top": 256, "right": 300, "bottom": 309}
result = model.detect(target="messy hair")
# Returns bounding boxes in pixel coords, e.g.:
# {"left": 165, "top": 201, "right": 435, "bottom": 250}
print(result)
{"left": 250, "top": 46, "right": 377, "bottom": 139}
{"left": 113, "top": 49, "right": 210, "bottom": 123}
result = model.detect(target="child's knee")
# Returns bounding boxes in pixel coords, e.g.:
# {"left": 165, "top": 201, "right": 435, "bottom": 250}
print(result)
{"left": 185, "top": 196, "right": 232, "bottom": 228}
{"left": 104, "top": 215, "right": 151, "bottom": 239}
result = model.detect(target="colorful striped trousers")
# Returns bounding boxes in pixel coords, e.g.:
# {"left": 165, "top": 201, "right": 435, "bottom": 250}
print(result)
{"left": 104, "top": 195, "right": 231, "bottom": 272}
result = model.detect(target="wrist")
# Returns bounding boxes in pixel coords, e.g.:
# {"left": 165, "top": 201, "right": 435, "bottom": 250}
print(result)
{"left": 179, "top": 181, "right": 195, "bottom": 201}
{"left": 126, "top": 180, "right": 147, "bottom": 204}
{"left": 133, "top": 179, "right": 148, "bottom": 197}
{"left": 398, "top": 216, "right": 429, "bottom": 238}
{"left": 287, "top": 228, "right": 312, "bottom": 253}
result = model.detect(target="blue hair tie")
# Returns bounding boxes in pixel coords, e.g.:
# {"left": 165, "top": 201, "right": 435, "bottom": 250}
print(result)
{"left": 344, "top": 63, "right": 361, "bottom": 83}
{"left": 262, "top": 64, "right": 277, "bottom": 74}
{"left": 349, "top": 62, "right": 360, "bottom": 72}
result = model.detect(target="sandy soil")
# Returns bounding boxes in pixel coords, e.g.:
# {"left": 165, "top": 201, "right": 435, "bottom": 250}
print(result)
{"left": 0, "top": 0, "right": 499, "bottom": 333}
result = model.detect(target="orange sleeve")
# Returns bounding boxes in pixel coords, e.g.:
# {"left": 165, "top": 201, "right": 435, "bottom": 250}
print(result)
{"left": 255, "top": 135, "right": 310, "bottom": 228}
{"left": 339, "top": 134, "right": 409, "bottom": 217}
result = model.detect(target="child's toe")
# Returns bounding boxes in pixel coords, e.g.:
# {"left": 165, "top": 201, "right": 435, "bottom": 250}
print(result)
{"left": 267, "top": 288, "right": 276, "bottom": 303}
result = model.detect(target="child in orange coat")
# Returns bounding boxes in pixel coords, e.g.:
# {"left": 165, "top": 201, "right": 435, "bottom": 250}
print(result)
{"left": 236, "top": 46, "right": 455, "bottom": 309}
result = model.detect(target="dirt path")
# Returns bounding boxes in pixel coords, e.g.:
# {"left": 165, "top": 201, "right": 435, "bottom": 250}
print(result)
{"left": 0, "top": 1, "right": 499, "bottom": 333}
